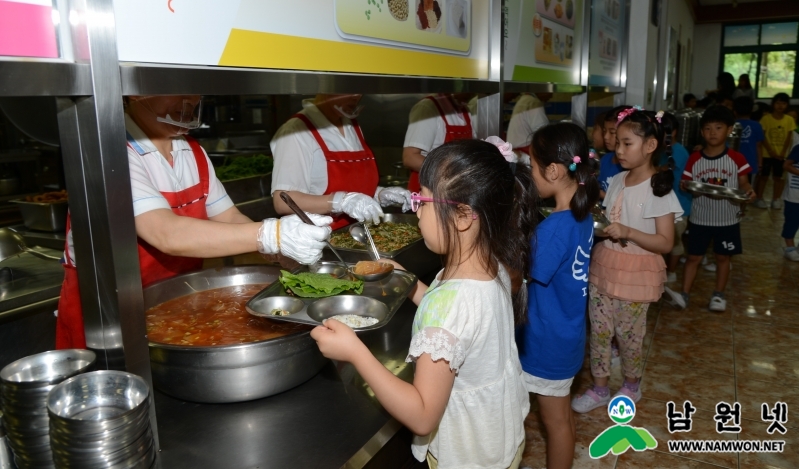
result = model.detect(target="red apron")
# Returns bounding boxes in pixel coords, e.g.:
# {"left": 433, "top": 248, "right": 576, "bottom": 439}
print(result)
{"left": 408, "top": 95, "right": 473, "bottom": 192}
{"left": 293, "top": 113, "right": 379, "bottom": 230}
{"left": 55, "top": 137, "right": 210, "bottom": 349}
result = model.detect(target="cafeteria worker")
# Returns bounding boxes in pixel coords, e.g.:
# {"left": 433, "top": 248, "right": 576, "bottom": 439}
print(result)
{"left": 402, "top": 93, "right": 476, "bottom": 192}
{"left": 270, "top": 94, "right": 411, "bottom": 229}
{"left": 55, "top": 95, "right": 332, "bottom": 349}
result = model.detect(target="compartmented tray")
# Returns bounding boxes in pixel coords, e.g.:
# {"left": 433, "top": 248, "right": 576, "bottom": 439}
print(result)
{"left": 322, "top": 213, "right": 440, "bottom": 278}
{"left": 245, "top": 265, "right": 417, "bottom": 332}
{"left": 684, "top": 181, "right": 750, "bottom": 203}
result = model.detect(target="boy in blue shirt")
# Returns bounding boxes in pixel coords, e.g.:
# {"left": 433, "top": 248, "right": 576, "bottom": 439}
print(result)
{"left": 733, "top": 96, "right": 764, "bottom": 185}
{"left": 598, "top": 106, "right": 630, "bottom": 199}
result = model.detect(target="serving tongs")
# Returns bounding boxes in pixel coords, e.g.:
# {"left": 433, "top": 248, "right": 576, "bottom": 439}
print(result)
{"left": 279, "top": 192, "right": 348, "bottom": 266}
{"left": 591, "top": 204, "right": 627, "bottom": 247}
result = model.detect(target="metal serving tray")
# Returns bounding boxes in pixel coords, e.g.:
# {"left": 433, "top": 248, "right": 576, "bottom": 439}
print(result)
{"left": 322, "top": 213, "right": 440, "bottom": 278}
{"left": 246, "top": 265, "right": 417, "bottom": 332}
{"left": 684, "top": 181, "right": 750, "bottom": 203}
{"left": 539, "top": 207, "right": 609, "bottom": 237}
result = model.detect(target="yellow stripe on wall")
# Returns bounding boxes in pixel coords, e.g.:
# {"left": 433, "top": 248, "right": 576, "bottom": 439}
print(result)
{"left": 219, "top": 29, "right": 487, "bottom": 79}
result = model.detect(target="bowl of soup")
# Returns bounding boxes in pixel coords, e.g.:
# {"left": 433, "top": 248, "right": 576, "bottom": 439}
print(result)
{"left": 144, "top": 266, "right": 326, "bottom": 404}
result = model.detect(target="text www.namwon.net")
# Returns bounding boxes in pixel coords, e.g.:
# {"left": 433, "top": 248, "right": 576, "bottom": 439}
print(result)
{"left": 668, "top": 439, "right": 786, "bottom": 453}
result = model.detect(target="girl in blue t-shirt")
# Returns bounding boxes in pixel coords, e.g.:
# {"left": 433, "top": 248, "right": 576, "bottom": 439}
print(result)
{"left": 516, "top": 123, "right": 600, "bottom": 469}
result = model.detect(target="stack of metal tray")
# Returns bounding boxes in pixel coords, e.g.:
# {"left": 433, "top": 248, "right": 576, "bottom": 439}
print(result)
{"left": 246, "top": 265, "right": 417, "bottom": 331}
{"left": 684, "top": 180, "right": 750, "bottom": 203}
{"left": 322, "top": 213, "right": 440, "bottom": 278}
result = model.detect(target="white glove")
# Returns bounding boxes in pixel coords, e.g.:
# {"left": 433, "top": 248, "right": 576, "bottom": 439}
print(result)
{"left": 257, "top": 214, "right": 332, "bottom": 265}
{"left": 330, "top": 191, "right": 384, "bottom": 225}
{"left": 375, "top": 186, "right": 412, "bottom": 212}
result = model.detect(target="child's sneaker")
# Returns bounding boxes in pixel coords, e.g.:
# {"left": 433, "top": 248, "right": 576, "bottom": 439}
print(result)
{"left": 754, "top": 199, "right": 768, "bottom": 208}
{"left": 772, "top": 199, "right": 783, "bottom": 210}
{"left": 571, "top": 388, "right": 610, "bottom": 413}
{"left": 785, "top": 248, "right": 799, "bottom": 262}
{"left": 704, "top": 262, "right": 717, "bottom": 272}
{"left": 709, "top": 294, "right": 727, "bottom": 312}
{"left": 613, "top": 384, "right": 642, "bottom": 403}
{"left": 664, "top": 286, "right": 687, "bottom": 309}
{"left": 667, "top": 272, "right": 677, "bottom": 284}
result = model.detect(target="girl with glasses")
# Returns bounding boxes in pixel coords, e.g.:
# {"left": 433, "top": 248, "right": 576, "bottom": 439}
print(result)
{"left": 312, "top": 138, "right": 536, "bottom": 468}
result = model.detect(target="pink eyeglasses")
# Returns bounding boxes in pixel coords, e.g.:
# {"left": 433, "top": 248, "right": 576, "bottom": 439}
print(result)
{"left": 410, "top": 192, "right": 461, "bottom": 212}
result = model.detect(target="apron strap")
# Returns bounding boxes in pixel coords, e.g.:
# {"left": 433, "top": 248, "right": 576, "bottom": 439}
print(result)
{"left": 293, "top": 113, "right": 332, "bottom": 154}
{"left": 185, "top": 136, "right": 210, "bottom": 197}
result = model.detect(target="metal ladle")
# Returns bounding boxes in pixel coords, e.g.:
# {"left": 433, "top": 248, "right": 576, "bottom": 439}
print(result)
{"left": 278, "top": 192, "right": 348, "bottom": 266}
{"left": 348, "top": 224, "right": 381, "bottom": 262}
{"left": 0, "top": 228, "right": 61, "bottom": 263}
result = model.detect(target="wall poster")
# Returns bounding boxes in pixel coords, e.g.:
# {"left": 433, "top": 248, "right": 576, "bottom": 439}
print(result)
{"left": 113, "top": 0, "right": 490, "bottom": 79}
{"left": 587, "top": 0, "right": 625, "bottom": 86}
{"left": 505, "top": 0, "right": 584, "bottom": 84}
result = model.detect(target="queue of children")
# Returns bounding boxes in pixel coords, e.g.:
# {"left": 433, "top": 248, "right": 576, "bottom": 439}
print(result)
{"left": 309, "top": 101, "right": 767, "bottom": 467}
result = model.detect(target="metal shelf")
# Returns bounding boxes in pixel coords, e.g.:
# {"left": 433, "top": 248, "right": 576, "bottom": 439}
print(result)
{"left": 119, "top": 63, "right": 502, "bottom": 96}
{"left": 0, "top": 60, "right": 92, "bottom": 97}
{"left": 502, "top": 81, "right": 586, "bottom": 94}
{"left": 587, "top": 85, "right": 626, "bottom": 94}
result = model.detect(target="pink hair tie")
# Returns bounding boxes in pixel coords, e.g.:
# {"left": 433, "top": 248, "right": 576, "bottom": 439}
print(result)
{"left": 483, "top": 136, "right": 516, "bottom": 163}
{"left": 569, "top": 156, "right": 581, "bottom": 171}
{"left": 589, "top": 149, "right": 598, "bottom": 159}
{"left": 617, "top": 106, "right": 643, "bottom": 124}
{"left": 578, "top": 182, "right": 585, "bottom": 186}
{"left": 655, "top": 110, "right": 664, "bottom": 123}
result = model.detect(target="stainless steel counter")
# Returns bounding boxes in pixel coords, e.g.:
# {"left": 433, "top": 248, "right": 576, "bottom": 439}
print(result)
{"left": 155, "top": 297, "right": 417, "bottom": 469}
{"left": 0, "top": 246, "right": 63, "bottom": 322}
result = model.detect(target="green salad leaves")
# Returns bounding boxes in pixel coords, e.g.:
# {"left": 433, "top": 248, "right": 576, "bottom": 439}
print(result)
{"left": 279, "top": 271, "right": 363, "bottom": 298}
{"left": 215, "top": 154, "right": 273, "bottom": 181}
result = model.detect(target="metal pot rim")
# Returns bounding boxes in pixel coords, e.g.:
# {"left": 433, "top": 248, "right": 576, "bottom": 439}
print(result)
{"left": 147, "top": 329, "right": 311, "bottom": 352}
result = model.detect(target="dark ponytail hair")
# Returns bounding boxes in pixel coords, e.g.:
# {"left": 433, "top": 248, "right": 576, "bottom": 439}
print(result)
{"left": 617, "top": 110, "right": 674, "bottom": 197}
{"left": 419, "top": 140, "right": 537, "bottom": 326}
{"left": 530, "top": 123, "right": 600, "bottom": 221}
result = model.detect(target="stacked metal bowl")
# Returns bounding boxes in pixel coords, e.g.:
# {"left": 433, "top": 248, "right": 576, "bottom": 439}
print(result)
{"left": 46, "top": 371, "right": 155, "bottom": 469}
{"left": 0, "top": 350, "right": 96, "bottom": 469}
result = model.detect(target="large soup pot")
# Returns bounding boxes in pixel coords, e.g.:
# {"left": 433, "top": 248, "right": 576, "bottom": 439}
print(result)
{"left": 144, "top": 266, "right": 326, "bottom": 404}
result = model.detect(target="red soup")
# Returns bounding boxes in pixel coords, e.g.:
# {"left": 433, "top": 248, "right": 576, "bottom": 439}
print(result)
{"left": 146, "top": 284, "right": 310, "bottom": 346}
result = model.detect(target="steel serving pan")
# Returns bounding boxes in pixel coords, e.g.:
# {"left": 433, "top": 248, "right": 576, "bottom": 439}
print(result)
{"left": 323, "top": 213, "right": 440, "bottom": 278}
{"left": 144, "top": 265, "right": 326, "bottom": 404}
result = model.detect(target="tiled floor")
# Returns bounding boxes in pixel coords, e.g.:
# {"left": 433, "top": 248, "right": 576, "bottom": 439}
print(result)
{"left": 521, "top": 201, "right": 799, "bottom": 469}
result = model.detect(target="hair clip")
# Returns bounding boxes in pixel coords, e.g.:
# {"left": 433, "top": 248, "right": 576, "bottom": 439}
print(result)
{"left": 588, "top": 148, "right": 598, "bottom": 160}
{"left": 569, "top": 156, "right": 581, "bottom": 171}
{"left": 655, "top": 110, "right": 664, "bottom": 123}
{"left": 616, "top": 107, "right": 638, "bottom": 123}
{"left": 483, "top": 136, "right": 516, "bottom": 163}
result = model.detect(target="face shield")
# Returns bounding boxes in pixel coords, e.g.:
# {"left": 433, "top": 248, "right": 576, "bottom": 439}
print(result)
{"left": 155, "top": 97, "right": 203, "bottom": 130}
{"left": 320, "top": 94, "right": 364, "bottom": 119}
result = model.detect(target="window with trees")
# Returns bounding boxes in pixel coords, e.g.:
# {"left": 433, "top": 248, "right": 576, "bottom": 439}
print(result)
{"left": 721, "top": 22, "right": 798, "bottom": 99}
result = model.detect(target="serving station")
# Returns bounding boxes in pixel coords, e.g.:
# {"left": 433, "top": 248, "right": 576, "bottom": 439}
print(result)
{"left": 0, "top": 0, "right": 624, "bottom": 466}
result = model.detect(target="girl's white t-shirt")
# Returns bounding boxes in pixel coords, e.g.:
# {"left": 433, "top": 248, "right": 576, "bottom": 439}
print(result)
{"left": 406, "top": 266, "right": 529, "bottom": 469}
{"left": 602, "top": 172, "right": 684, "bottom": 235}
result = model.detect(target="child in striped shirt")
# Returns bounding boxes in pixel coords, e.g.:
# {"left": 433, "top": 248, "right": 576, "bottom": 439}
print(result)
{"left": 664, "top": 106, "right": 755, "bottom": 312}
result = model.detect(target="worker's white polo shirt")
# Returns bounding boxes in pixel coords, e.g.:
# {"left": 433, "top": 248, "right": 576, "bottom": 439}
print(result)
{"left": 64, "top": 115, "right": 233, "bottom": 266}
